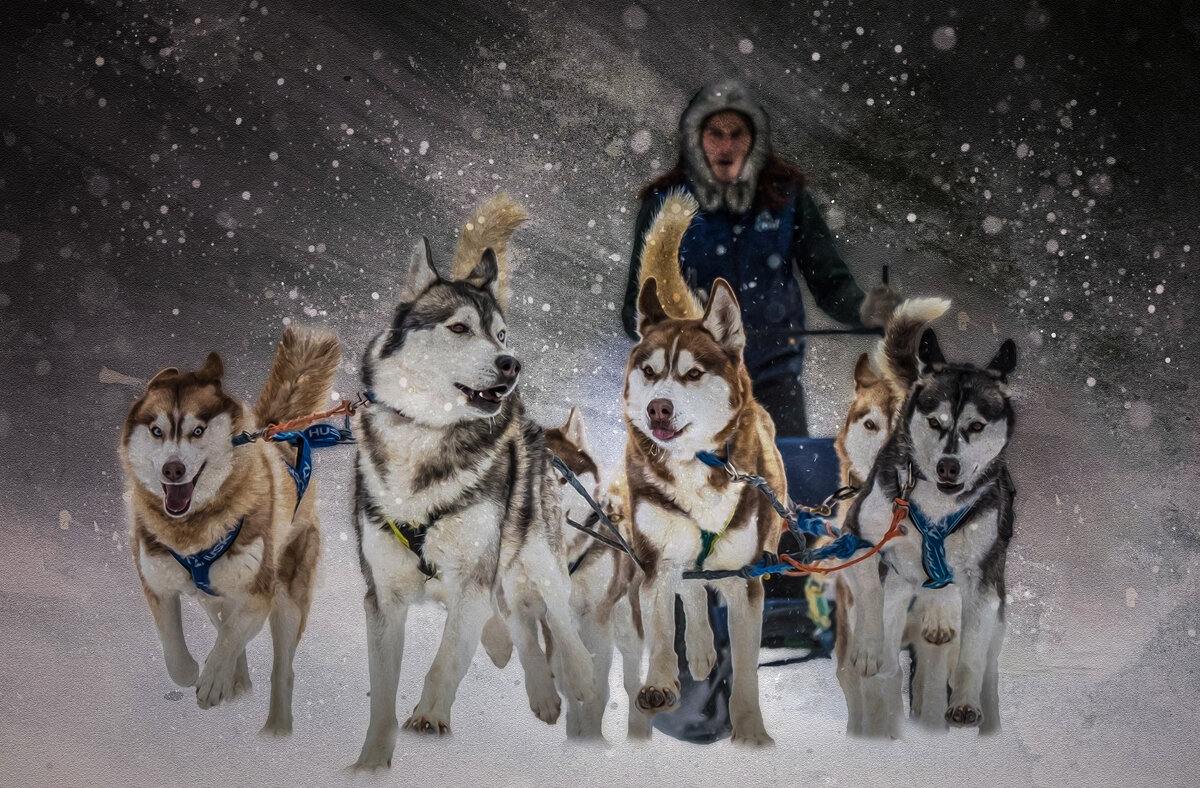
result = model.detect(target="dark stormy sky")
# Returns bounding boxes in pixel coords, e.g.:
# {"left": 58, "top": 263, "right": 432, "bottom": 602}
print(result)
{"left": 0, "top": 1, "right": 1197, "bottom": 786}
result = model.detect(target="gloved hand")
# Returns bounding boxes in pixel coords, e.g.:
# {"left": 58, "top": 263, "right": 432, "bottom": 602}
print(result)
{"left": 860, "top": 285, "right": 899, "bottom": 328}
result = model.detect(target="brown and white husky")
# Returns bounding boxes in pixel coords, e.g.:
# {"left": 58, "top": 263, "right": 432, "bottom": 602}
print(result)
{"left": 121, "top": 326, "right": 340, "bottom": 735}
{"left": 545, "top": 408, "right": 649, "bottom": 741}
{"left": 622, "top": 192, "right": 784, "bottom": 746}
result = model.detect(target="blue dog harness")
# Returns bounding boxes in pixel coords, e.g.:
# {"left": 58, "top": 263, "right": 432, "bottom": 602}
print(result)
{"left": 232, "top": 421, "right": 354, "bottom": 504}
{"left": 167, "top": 519, "right": 244, "bottom": 596}
{"left": 905, "top": 498, "right": 976, "bottom": 589}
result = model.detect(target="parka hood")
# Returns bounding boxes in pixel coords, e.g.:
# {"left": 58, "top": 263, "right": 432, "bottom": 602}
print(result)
{"left": 680, "top": 80, "right": 771, "bottom": 214}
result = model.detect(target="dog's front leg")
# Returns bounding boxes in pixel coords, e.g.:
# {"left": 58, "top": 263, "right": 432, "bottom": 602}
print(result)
{"left": 911, "top": 587, "right": 960, "bottom": 731}
{"left": 635, "top": 563, "right": 682, "bottom": 715}
{"left": 945, "top": 578, "right": 1000, "bottom": 728}
{"left": 144, "top": 587, "right": 198, "bottom": 687}
{"left": 720, "top": 576, "right": 773, "bottom": 746}
{"left": 679, "top": 581, "right": 717, "bottom": 681}
{"left": 844, "top": 555, "right": 888, "bottom": 677}
{"left": 195, "top": 593, "right": 270, "bottom": 709}
{"left": 405, "top": 583, "right": 491, "bottom": 735}
{"left": 353, "top": 587, "right": 409, "bottom": 770}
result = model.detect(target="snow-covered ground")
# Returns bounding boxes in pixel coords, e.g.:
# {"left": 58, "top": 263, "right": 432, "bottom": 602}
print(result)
{"left": 2, "top": 0, "right": 1198, "bottom": 785}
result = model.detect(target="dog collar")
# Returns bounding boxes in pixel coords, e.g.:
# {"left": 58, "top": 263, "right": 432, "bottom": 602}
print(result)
{"left": 166, "top": 519, "right": 244, "bottom": 596}
{"left": 363, "top": 390, "right": 415, "bottom": 422}
{"left": 905, "top": 498, "right": 976, "bottom": 589}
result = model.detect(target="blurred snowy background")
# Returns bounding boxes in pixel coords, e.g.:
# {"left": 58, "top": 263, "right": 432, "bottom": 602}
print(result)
{"left": 0, "top": 0, "right": 1197, "bottom": 785}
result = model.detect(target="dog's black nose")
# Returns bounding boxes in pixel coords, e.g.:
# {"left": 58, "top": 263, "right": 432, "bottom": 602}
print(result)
{"left": 163, "top": 460, "right": 187, "bottom": 483}
{"left": 936, "top": 456, "right": 960, "bottom": 483}
{"left": 647, "top": 398, "right": 674, "bottom": 422}
{"left": 495, "top": 355, "right": 521, "bottom": 380}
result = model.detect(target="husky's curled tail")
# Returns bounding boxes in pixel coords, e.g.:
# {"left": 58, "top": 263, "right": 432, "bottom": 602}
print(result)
{"left": 639, "top": 190, "right": 704, "bottom": 320}
{"left": 873, "top": 297, "right": 951, "bottom": 392}
{"left": 451, "top": 193, "right": 529, "bottom": 310}
{"left": 255, "top": 326, "right": 341, "bottom": 428}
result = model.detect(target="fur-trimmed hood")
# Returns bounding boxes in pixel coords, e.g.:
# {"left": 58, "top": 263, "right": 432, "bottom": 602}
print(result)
{"left": 680, "top": 80, "right": 771, "bottom": 214}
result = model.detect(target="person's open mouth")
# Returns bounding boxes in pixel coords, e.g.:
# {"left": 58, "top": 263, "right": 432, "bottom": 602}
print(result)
{"left": 162, "top": 463, "right": 205, "bottom": 517}
{"left": 455, "top": 382, "right": 509, "bottom": 414}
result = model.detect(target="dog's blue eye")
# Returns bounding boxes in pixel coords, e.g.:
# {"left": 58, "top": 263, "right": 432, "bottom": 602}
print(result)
{"left": 150, "top": 425, "right": 163, "bottom": 438}
{"left": 192, "top": 426, "right": 205, "bottom": 438}
{"left": 497, "top": 330, "right": 506, "bottom": 343}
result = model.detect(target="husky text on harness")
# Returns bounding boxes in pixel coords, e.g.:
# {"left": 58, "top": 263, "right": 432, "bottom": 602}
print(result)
{"left": 232, "top": 422, "right": 353, "bottom": 505}
{"left": 166, "top": 519, "right": 244, "bottom": 596}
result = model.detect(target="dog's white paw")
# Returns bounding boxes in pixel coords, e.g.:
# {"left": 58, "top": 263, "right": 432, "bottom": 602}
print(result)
{"left": 351, "top": 728, "right": 397, "bottom": 771}
{"left": 849, "top": 637, "right": 887, "bottom": 677}
{"left": 635, "top": 679, "right": 680, "bottom": 714}
{"left": 731, "top": 718, "right": 774, "bottom": 747}
{"left": 258, "top": 716, "right": 293, "bottom": 737}
{"left": 945, "top": 703, "right": 983, "bottom": 727}
{"left": 527, "top": 680, "right": 562, "bottom": 724}
{"left": 920, "top": 613, "right": 957, "bottom": 645}
{"left": 166, "top": 653, "right": 199, "bottom": 687}
{"left": 403, "top": 711, "right": 451, "bottom": 736}
{"left": 561, "top": 651, "right": 596, "bottom": 703}
{"left": 195, "top": 660, "right": 245, "bottom": 709}
{"left": 687, "top": 640, "right": 718, "bottom": 681}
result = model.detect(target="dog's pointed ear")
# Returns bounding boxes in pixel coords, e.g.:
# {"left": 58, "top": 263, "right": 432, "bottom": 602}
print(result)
{"left": 701, "top": 278, "right": 745, "bottom": 356}
{"left": 853, "top": 353, "right": 879, "bottom": 390}
{"left": 401, "top": 237, "right": 439, "bottom": 302}
{"left": 463, "top": 248, "right": 499, "bottom": 297}
{"left": 637, "top": 278, "right": 669, "bottom": 336}
{"left": 917, "top": 328, "right": 945, "bottom": 372}
{"left": 200, "top": 352, "right": 224, "bottom": 381}
{"left": 563, "top": 406, "right": 587, "bottom": 448}
{"left": 986, "top": 339, "right": 1017, "bottom": 381}
{"left": 147, "top": 367, "right": 179, "bottom": 387}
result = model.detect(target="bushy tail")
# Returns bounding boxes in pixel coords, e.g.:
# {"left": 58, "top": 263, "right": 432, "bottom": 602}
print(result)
{"left": 255, "top": 325, "right": 341, "bottom": 428}
{"left": 871, "top": 297, "right": 951, "bottom": 392}
{"left": 640, "top": 189, "right": 704, "bottom": 319}
{"left": 451, "top": 193, "right": 529, "bottom": 310}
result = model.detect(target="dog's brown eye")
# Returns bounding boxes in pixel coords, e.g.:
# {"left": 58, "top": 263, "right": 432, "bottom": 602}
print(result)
{"left": 684, "top": 368, "right": 703, "bottom": 381}
{"left": 927, "top": 416, "right": 941, "bottom": 429}
{"left": 449, "top": 323, "right": 470, "bottom": 334}
{"left": 969, "top": 420, "right": 986, "bottom": 433}
{"left": 497, "top": 329, "right": 506, "bottom": 343}
{"left": 191, "top": 425, "right": 205, "bottom": 438}
{"left": 150, "top": 425, "right": 163, "bottom": 438}
{"left": 609, "top": 514, "right": 623, "bottom": 524}
{"left": 642, "top": 365, "right": 655, "bottom": 377}
{"left": 863, "top": 419, "right": 877, "bottom": 432}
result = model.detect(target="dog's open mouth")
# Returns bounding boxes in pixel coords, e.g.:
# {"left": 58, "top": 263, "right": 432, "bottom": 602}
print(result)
{"left": 162, "top": 463, "right": 205, "bottom": 517}
{"left": 650, "top": 424, "right": 688, "bottom": 442}
{"left": 937, "top": 481, "right": 965, "bottom": 494}
{"left": 455, "top": 382, "right": 510, "bottom": 414}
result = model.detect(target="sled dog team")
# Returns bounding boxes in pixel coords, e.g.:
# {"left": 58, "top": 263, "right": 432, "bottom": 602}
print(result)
{"left": 121, "top": 193, "right": 1017, "bottom": 765}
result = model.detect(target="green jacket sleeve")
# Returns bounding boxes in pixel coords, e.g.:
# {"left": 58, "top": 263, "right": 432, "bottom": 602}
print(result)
{"left": 622, "top": 197, "right": 659, "bottom": 340}
{"left": 794, "top": 189, "right": 866, "bottom": 326}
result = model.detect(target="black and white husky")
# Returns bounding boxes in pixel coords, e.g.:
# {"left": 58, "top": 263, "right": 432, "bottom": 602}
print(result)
{"left": 842, "top": 328, "right": 1016, "bottom": 735}
{"left": 351, "top": 197, "right": 593, "bottom": 769}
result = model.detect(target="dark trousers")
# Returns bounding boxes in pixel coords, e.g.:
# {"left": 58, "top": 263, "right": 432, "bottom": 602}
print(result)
{"left": 752, "top": 373, "right": 808, "bottom": 438}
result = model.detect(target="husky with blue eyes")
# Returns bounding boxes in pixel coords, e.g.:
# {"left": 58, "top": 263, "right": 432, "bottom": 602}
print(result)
{"left": 841, "top": 327, "right": 1017, "bottom": 735}
{"left": 121, "top": 326, "right": 340, "bottom": 735}
{"left": 351, "top": 196, "right": 594, "bottom": 769}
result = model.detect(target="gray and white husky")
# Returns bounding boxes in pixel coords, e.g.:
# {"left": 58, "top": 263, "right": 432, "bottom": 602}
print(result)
{"left": 351, "top": 197, "right": 593, "bottom": 769}
{"left": 841, "top": 328, "right": 1016, "bottom": 735}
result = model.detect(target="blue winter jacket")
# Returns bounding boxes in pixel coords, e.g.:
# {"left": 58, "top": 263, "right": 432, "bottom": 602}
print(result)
{"left": 622, "top": 181, "right": 866, "bottom": 382}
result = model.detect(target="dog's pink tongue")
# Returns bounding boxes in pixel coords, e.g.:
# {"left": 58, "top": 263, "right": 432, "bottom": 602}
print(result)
{"left": 163, "top": 481, "right": 195, "bottom": 514}
{"left": 652, "top": 428, "right": 677, "bottom": 441}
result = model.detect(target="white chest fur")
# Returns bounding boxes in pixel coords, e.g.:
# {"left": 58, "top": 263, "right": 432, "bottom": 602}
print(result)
{"left": 635, "top": 455, "right": 757, "bottom": 569}
{"left": 138, "top": 536, "right": 264, "bottom": 599}
{"left": 357, "top": 411, "right": 491, "bottom": 526}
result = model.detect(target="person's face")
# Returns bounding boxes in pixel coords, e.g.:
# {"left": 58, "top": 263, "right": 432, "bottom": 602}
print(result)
{"left": 701, "top": 111, "right": 752, "bottom": 183}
